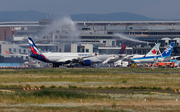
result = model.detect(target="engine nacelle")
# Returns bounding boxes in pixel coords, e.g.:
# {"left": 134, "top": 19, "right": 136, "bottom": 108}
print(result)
{"left": 82, "top": 60, "right": 92, "bottom": 66}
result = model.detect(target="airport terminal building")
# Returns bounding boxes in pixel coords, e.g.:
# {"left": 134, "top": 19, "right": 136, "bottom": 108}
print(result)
{"left": 1, "top": 20, "right": 180, "bottom": 63}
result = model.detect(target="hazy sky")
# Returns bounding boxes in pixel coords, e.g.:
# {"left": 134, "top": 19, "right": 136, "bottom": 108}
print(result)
{"left": 0, "top": 0, "right": 180, "bottom": 19}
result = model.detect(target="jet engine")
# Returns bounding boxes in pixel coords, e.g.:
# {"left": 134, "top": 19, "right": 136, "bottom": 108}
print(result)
{"left": 82, "top": 60, "right": 92, "bottom": 66}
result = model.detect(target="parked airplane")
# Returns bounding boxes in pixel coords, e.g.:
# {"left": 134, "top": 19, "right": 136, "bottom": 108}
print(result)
{"left": 82, "top": 43, "right": 127, "bottom": 66}
{"left": 114, "top": 43, "right": 161, "bottom": 67}
{"left": 132, "top": 42, "right": 175, "bottom": 63}
{"left": 28, "top": 37, "right": 95, "bottom": 67}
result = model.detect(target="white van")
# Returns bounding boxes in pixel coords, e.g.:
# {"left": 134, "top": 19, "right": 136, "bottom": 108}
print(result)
{"left": 114, "top": 60, "right": 129, "bottom": 67}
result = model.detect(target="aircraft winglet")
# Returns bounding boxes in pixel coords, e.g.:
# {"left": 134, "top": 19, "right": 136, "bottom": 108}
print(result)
{"left": 5, "top": 50, "right": 10, "bottom": 54}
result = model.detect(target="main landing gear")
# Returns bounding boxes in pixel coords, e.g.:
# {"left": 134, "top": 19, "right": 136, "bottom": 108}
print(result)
{"left": 52, "top": 64, "right": 60, "bottom": 68}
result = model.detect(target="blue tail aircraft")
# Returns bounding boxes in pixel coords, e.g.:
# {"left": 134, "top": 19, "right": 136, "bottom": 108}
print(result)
{"left": 132, "top": 42, "right": 175, "bottom": 63}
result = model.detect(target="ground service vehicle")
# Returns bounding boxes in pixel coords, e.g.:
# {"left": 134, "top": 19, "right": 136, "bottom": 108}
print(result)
{"left": 155, "top": 62, "right": 175, "bottom": 68}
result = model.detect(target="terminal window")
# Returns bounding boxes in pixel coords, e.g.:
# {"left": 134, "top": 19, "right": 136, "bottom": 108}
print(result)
{"left": 86, "top": 49, "right": 89, "bottom": 52}
{"left": 82, "top": 49, "right": 84, "bottom": 52}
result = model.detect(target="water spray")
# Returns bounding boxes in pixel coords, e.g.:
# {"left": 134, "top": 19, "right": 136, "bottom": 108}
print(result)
{"left": 37, "top": 16, "right": 80, "bottom": 43}
{"left": 114, "top": 34, "right": 153, "bottom": 44}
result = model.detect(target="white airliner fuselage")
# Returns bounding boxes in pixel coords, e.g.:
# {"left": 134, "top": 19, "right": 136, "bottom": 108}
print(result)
{"left": 40, "top": 52, "right": 94, "bottom": 63}
{"left": 28, "top": 37, "right": 95, "bottom": 67}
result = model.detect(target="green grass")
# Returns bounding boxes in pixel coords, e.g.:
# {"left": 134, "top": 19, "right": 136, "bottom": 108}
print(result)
{"left": 0, "top": 90, "right": 109, "bottom": 104}
{"left": 31, "top": 90, "right": 107, "bottom": 99}
{"left": 0, "top": 68, "right": 180, "bottom": 88}
{"left": 68, "top": 85, "right": 77, "bottom": 89}
{"left": 0, "top": 68, "right": 180, "bottom": 111}
{"left": 0, "top": 68, "right": 179, "bottom": 76}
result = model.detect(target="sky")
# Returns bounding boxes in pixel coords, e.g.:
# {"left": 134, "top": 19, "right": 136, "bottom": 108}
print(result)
{"left": 0, "top": 0, "right": 180, "bottom": 19}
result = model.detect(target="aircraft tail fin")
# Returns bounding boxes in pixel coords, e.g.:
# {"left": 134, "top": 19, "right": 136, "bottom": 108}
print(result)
{"left": 28, "top": 37, "right": 40, "bottom": 54}
{"left": 146, "top": 43, "right": 161, "bottom": 56}
{"left": 161, "top": 42, "right": 175, "bottom": 57}
{"left": 118, "top": 43, "right": 126, "bottom": 54}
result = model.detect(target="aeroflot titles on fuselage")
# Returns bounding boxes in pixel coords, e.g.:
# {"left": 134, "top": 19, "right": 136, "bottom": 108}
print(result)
{"left": 78, "top": 54, "right": 93, "bottom": 56}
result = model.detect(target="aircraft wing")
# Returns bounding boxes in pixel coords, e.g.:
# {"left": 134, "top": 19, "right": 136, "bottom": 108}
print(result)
{"left": 162, "top": 56, "right": 171, "bottom": 61}
{"left": 57, "top": 56, "right": 95, "bottom": 63}
{"left": 56, "top": 58, "right": 74, "bottom": 63}
{"left": 102, "top": 54, "right": 126, "bottom": 64}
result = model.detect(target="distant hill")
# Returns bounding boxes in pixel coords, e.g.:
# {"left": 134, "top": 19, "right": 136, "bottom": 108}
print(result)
{"left": 70, "top": 12, "right": 155, "bottom": 21}
{"left": 0, "top": 11, "right": 178, "bottom": 22}
{"left": 0, "top": 10, "right": 47, "bottom": 22}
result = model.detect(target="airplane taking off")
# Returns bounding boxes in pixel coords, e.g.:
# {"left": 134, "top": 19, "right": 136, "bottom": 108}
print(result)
{"left": 28, "top": 37, "right": 95, "bottom": 67}
{"left": 132, "top": 42, "right": 175, "bottom": 63}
